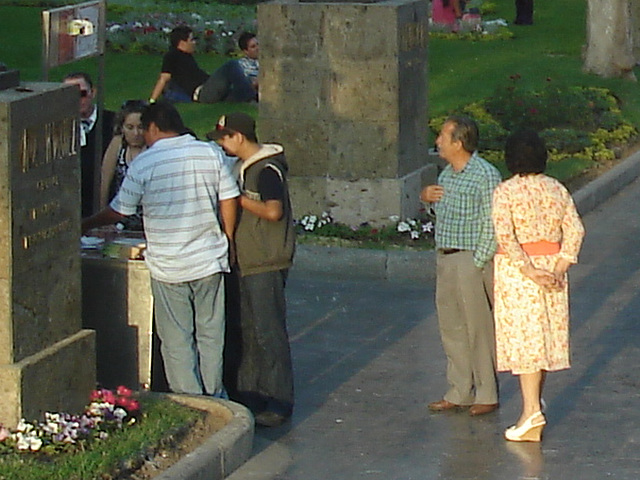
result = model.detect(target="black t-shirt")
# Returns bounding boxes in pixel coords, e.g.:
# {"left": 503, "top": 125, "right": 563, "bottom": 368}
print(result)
{"left": 258, "top": 166, "right": 285, "bottom": 202}
{"left": 161, "top": 49, "right": 209, "bottom": 96}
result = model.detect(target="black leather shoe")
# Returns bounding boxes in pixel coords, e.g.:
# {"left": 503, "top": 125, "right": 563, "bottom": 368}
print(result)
{"left": 255, "top": 411, "right": 289, "bottom": 427}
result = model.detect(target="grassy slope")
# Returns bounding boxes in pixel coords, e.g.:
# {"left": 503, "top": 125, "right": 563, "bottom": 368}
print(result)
{"left": 0, "top": 5, "right": 248, "bottom": 135}
{"left": 429, "top": 0, "right": 640, "bottom": 127}
{"left": 1, "top": 1, "right": 639, "bottom": 140}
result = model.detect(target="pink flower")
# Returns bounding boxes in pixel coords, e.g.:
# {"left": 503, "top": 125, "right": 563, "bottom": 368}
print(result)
{"left": 0, "top": 426, "right": 9, "bottom": 442}
{"left": 115, "top": 397, "right": 140, "bottom": 413}
{"left": 116, "top": 386, "right": 133, "bottom": 397}
{"left": 90, "top": 389, "right": 116, "bottom": 405}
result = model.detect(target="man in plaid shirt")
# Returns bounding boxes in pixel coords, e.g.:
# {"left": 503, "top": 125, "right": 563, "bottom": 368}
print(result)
{"left": 421, "top": 115, "right": 502, "bottom": 416}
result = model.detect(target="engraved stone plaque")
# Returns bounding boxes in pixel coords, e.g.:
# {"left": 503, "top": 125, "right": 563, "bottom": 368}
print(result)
{"left": 0, "top": 81, "right": 95, "bottom": 427}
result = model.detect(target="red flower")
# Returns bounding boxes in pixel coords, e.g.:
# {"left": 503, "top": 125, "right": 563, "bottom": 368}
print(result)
{"left": 529, "top": 108, "right": 538, "bottom": 114}
{"left": 116, "top": 385, "right": 133, "bottom": 397}
{"left": 90, "top": 388, "right": 116, "bottom": 404}
{"left": 116, "top": 397, "right": 140, "bottom": 413}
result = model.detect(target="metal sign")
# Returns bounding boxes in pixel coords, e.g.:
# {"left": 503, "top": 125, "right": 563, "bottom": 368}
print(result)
{"left": 42, "top": 1, "right": 105, "bottom": 69}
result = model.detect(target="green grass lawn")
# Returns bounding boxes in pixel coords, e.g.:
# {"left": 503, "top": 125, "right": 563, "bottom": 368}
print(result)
{"left": 1, "top": 0, "right": 638, "bottom": 146}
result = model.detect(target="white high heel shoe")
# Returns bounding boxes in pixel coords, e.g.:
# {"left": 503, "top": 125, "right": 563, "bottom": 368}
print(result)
{"left": 505, "top": 411, "right": 546, "bottom": 442}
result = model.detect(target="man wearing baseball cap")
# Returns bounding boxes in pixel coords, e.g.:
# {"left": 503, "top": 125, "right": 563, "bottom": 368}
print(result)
{"left": 207, "top": 112, "right": 295, "bottom": 427}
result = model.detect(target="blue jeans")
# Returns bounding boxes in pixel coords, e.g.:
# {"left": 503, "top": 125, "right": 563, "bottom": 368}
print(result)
{"left": 198, "top": 60, "right": 257, "bottom": 104}
{"left": 163, "top": 81, "right": 193, "bottom": 103}
{"left": 151, "top": 273, "right": 226, "bottom": 396}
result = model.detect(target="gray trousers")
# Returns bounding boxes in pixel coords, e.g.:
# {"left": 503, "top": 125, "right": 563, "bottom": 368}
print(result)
{"left": 151, "top": 273, "right": 226, "bottom": 397}
{"left": 435, "top": 251, "right": 498, "bottom": 405}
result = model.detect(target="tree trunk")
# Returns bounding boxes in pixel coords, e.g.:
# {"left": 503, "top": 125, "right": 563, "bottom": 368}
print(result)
{"left": 632, "top": 1, "right": 640, "bottom": 63}
{"left": 583, "top": 0, "right": 636, "bottom": 80}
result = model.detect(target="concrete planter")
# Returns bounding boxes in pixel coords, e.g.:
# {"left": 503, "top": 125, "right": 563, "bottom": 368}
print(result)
{"left": 155, "top": 395, "right": 254, "bottom": 480}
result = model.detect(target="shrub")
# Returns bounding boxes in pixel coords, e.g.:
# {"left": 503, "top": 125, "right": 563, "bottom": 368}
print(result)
{"left": 430, "top": 75, "right": 637, "bottom": 171}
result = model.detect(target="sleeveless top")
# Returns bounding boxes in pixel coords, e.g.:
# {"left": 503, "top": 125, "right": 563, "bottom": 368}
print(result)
{"left": 111, "top": 140, "right": 144, "bottom": 231}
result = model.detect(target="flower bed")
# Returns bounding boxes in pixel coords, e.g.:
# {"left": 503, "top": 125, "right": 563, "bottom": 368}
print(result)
{"left": 0, "top": 389, "right": 205, "bottom": 480}
{"left": 0, "top": 386, "right": 139, "bottom": 455}
{"left": 429, "top": 76, "right": 638, "bottom": 178}
{"left": 106, "top": 1, "right": 256, "bottom": 55}
{"left": 296, "top": 212, "right": 435, "bottom": 250}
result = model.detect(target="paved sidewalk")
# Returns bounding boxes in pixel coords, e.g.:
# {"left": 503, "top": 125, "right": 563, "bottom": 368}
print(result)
{"left": 228, "top": 163, "right": 640, "bottom": 479}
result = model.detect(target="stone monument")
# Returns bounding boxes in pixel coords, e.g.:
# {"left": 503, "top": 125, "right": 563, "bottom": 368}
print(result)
{"left": 258, "top": 0, "right": 431, "bottom": 226}
{"left": 0, "top": 71, "right": 95, "bottom": 428}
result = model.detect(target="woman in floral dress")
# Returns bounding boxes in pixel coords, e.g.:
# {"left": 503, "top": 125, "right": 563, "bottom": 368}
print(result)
{"left": 492, "top": 129, "right": 585, "bottom": 442}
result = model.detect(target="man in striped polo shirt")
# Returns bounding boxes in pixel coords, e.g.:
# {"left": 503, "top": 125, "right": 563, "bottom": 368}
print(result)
{"left": 83, "top": 101, "right": 239, "bottom": 397}
{"left": 420, "top": 115, "right": 502, "bottom": 416}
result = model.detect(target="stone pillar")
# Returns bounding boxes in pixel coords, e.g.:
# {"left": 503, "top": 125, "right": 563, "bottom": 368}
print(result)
{"left": 0, "top": 75, "right": 96, "bottom": 428}
{"left": 258, "top": 0, "right": 429, "bottom": 226}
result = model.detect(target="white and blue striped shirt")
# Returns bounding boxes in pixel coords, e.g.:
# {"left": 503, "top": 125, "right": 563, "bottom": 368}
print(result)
{"left": 111, "top": 134, "right": 240, "bottom": 283}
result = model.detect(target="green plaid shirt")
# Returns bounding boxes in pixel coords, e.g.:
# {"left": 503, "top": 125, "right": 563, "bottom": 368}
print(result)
{"left": 434, "top": 152, "right": 502, "bottom": 267}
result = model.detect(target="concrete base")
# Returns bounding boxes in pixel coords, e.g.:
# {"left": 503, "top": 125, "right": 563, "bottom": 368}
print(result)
{"left": 82, "top": 254, "right": 155, "bottom": 390}
{"left": 157, "top": 395, "right": 254, "bottom": 480}
{"left": 0, "top": 329, "right": 95, "bottom": 428}
{"left": 291, "top": 164, "right": 438, "bottom": 225}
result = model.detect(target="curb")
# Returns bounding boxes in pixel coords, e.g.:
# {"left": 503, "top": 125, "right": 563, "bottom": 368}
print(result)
{"left": 155, "top": 395, "right": 254, "bottom": 480}
{"left": 572, "top": 149, "right": 640, "bottom": 216}
{"left": 291, "top": 150, "right": 640, "bottom": 283}
{"left": 291, "top": 244, "right": 436, "bottom": 283}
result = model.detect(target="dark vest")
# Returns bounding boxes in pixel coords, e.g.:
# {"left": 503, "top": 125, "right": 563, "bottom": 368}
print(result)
{"left": 81, "top": 109, "right": 115, "bottom": 217}
{"left": 236, "top": 149, "right": 295, "bottom": 277}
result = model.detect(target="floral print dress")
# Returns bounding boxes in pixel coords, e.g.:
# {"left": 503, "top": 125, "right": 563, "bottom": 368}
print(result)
{"left": 492, "top": 174, "right": 585, "bottom": 374}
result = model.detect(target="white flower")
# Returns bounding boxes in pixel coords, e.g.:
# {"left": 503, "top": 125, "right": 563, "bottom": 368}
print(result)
{"left": 388, "top": 215, "right": 400, "bottom": 223}
{"left": 14, "top": 431, "right": 42, "bottom": 451}
{"left": 410, "top": 231, "right": 420, "bottom": 240}
{"left": 113, "top": 408, "right": 128, "bottom": 421}
{"left": 16, "top": 419, "right": 33, "bottom": 433}
{"left": 397, "top": 221, "right": 411, "bottom": 233}
{"left": 108, "top": 24, "right": 122, "bottom": 32}
{"left": 422, "top": 222, "right": 434, "bottom": 233}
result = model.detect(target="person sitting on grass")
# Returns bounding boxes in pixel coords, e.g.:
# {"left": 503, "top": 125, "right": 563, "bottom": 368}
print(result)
{"left": 149, "top": 27, "right": 259, "bottom": 104}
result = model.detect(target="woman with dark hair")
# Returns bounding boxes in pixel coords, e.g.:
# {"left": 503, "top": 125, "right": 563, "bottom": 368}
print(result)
{"left": 99, "top": 100, "right": 148, "bottom": 229}
{"left": 492, "top": 129, "right": 585, "bottom": 442}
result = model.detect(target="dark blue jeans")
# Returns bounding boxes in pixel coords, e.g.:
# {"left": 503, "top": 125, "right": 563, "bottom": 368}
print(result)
{"left": 198, "top": 60, "right": 257, "bottom": 103}
{"left": 163, "top": 80, "right": 192, "bottom": 103}
{"left": 234, "top": 269, "right": 294, "bottom": 416}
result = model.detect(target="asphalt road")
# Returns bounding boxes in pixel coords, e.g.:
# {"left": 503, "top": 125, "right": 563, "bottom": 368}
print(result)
{"left": 227, "top": 176, "right": 640, "bottom": 480}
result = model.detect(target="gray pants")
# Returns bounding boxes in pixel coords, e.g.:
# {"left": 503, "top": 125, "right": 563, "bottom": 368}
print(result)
{"left": 435, "top": 251, "right": 498, "bottom": 405}
{"left": 151, "top": 273, "right": 226, "bottom": 396}
{"left": 236, "top": 269, "right": 294, "bottom": 416}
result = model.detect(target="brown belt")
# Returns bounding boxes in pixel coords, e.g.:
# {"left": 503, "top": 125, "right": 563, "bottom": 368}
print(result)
{"left": 439, "top": 248, "right": 464, "bottom": 255}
